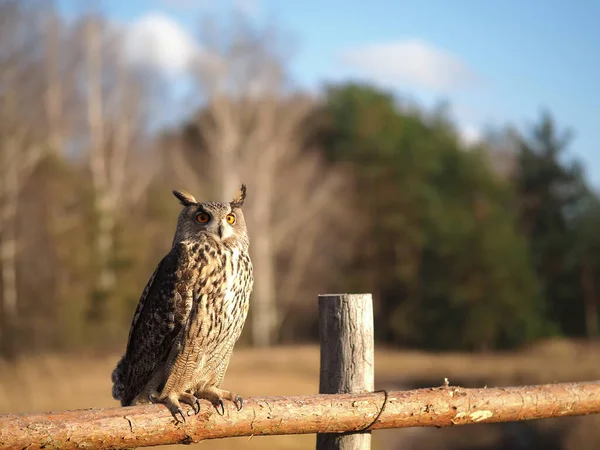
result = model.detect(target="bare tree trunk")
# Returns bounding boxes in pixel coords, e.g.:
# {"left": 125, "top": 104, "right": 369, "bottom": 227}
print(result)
{"left": 0, "top": 145, "right": 19, "bottom": 357}
{"left": 44, "top": 8, "right": 64, "bottom": 158}
{"left": 82, "top": 15, "right": 147, "bottom": 324}
{"left": 0, "top": 132, "right": 44, "bottom": 356}
{"left": 85, "top": 17, "right": 116, "bottom": 322}
{"left": 250, "top": 230, "right": 277, "bottom": 347}
{"left": 248, "top": 135, "right": 277, "bottom": 345}
{"left": 43, "top": 6, "right": 70, "bottom": 324}
{"left": 95, "top": 196, "right": 117, "bottom": 287}
{"left": 203, "top": 97, "right": 242, "bottom": 200}
{"left": 0, "top": 55, "right": 43, "bottom": 355}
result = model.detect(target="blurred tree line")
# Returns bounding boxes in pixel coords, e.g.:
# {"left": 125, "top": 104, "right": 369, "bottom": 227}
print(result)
{"left": 0, "top": 1, "right": 599, "bottom": 358}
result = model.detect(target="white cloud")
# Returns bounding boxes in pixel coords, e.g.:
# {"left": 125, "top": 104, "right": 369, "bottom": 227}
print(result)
{"left": 459, "top": 123, "right": 482, "bottom": 146}
{"left": 123, "top": 13, "right": 200, "bottom": 75}
{"left": 338, "top": 39, "right": 478, "bottom": 92}
{"left": 234, "top": 0, "right": 261, "bottom": 17}
{"left": 160, "top": 0, "right": 208, "bottom": 8}
{"left": 159, "top": 0, "right": 261, "bottom": 17}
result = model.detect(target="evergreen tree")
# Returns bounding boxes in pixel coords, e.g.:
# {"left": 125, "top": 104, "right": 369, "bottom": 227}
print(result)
{"left": 320, "top": 83, "right": 549, "bottom": 350}
{"left": 514, "top": 111, "right": 590, "bottom": 337}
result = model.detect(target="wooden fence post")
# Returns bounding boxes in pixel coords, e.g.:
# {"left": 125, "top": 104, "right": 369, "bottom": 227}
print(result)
{"left": 316, "top": 293, "right": 375, "bottom": 450}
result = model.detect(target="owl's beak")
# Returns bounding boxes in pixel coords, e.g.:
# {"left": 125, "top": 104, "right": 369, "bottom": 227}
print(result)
{"left": 212, "top": 218, "right": 234, "bottom": 240}
{"left": 217, "top": 221, "right": 233, "bottom": 240}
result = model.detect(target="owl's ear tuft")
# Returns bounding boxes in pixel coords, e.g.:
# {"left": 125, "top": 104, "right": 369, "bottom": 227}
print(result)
{"left": 173, "top": 190, "right": 197, "bottom": 206}
{"left": 231, "top": 184, "right": 247, "bottom": 208}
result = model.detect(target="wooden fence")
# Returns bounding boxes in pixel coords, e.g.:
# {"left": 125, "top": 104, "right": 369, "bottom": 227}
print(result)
{"left": 1, "top": 293, "right": 600, "bottom": 450}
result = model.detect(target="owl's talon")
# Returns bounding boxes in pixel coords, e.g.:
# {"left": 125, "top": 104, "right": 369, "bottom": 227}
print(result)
{"left": 179, "top": 392, "right": 201, "bottom": 415}
{"left": 185, "top": 399, "right": 201, "bottom": 416}
{"left": 194, "top": 387, "right": 242, "bottom": 415}
{"left": 156, "top": 395, "right": 188, "bottom": 424}
{"left": 170, "top": 407, "right": 186, "bottom": 423}
{"left": 233, "top": 395, "right": 243, "bottom": 411}
{"left": 215, "top": 398, "right": 225, "bottom": 415}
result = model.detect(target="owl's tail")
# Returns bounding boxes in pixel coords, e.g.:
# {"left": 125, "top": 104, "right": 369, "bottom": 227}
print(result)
{"left": 111, "top": 357, "right": 128, "bottom": 406}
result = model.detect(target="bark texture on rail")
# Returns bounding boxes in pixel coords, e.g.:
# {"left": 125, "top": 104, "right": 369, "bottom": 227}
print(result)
{"left": 1, "top": 382, "right": 600, "bottom": 450}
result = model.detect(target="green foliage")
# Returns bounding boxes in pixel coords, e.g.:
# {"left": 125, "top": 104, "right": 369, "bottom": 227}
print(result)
{"left": 514, "top": 111, "right": 596, "bottom": 337}
{"left": 320, "top": 83, "right": 552, "bottom": 350}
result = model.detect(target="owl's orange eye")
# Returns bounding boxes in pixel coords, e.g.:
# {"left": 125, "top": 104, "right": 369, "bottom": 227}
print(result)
{"left": 196, "top": 212, "right": 210, "bottom": 223}
{"left": 226, "top": 213, "right": 236, "bottom": 224}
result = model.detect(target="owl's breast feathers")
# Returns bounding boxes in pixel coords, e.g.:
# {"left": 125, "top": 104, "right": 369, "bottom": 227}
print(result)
{"left": 111, "top": 236, "right": 253, "bottom": 406}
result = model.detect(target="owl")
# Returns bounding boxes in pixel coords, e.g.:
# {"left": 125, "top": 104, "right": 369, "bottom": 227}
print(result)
{"left": 111, "top": 185, "right": 253, "bottom": 423}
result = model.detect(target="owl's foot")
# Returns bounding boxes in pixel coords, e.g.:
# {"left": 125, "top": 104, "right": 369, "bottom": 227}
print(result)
{"left": 194, "top": 386, "right": 244, "bottom": 415}
{"left": 148, "top": 390, "right": 160, "bottom": 404}
{"left": 180, "top": 392, "right": 202, "bottom": 415}
{"left": 150, "top": 392, "right": 192, "bottom": 423}
{"left": 166, "top": 401, "right": 187, "bottom": 424}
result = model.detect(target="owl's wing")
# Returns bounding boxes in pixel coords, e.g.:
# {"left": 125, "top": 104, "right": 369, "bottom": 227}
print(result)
{"left": 112, "top": 242, "right": 196, "bottom": 406}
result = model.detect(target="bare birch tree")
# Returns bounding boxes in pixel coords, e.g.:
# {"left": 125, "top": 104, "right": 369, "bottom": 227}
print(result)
{"left": 44, "top": 6, "right": 65, "bottom": 158}
{"left": 81, "top": 15, "right": 153, "bottom": 323}
{"left": 185, "top": 17, "right": 353, "bottom": 346}
{"left": 0, "top": 1, "right": 48, "bottom": 356}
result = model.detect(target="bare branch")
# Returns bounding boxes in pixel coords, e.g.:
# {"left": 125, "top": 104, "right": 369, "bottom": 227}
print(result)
{"left": 167, "top": 139, "right": 205, "bottom": 195}
{"left": 273, "top": 159, "right": 346, "bottom": 248}
{"left": 108, "top": 47, "right": 133, "bottom": 205}
{"left": 44, "top": 7, "right": 64, "bottom": 156}
{"left": 85, "top": 16, "right": 108, "bottom": 194}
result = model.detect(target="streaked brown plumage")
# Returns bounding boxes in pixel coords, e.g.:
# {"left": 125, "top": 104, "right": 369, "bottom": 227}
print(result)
{"left": 111, "top": 185, "right": 253, "bottom": 422}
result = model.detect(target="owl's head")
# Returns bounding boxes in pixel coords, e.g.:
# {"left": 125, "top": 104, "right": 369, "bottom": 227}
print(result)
{"left": 171, "top": 184, "right": 249, "bottom": 247}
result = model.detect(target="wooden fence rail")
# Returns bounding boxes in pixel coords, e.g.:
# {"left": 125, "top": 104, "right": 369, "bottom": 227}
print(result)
{"left": 2, "top": 382, "right": 600, "bottom": 449}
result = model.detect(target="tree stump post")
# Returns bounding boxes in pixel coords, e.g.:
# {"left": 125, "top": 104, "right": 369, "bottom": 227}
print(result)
{"left": 316, "top": 293, "right": 375, "bottom": 450}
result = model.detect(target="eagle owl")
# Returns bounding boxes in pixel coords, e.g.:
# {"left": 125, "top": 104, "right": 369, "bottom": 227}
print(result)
{"left": 111, "top": 185, "right": 253, "bottom": 422}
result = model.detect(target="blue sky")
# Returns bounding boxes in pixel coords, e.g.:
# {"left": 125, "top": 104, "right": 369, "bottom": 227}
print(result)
{"left": 60, "top": 0, "right": 600, "bottom": 185}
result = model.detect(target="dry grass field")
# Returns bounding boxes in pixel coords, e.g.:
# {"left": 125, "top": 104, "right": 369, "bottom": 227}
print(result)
{"left": 1, "top": 340, "right": 600, "bottom": 449}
